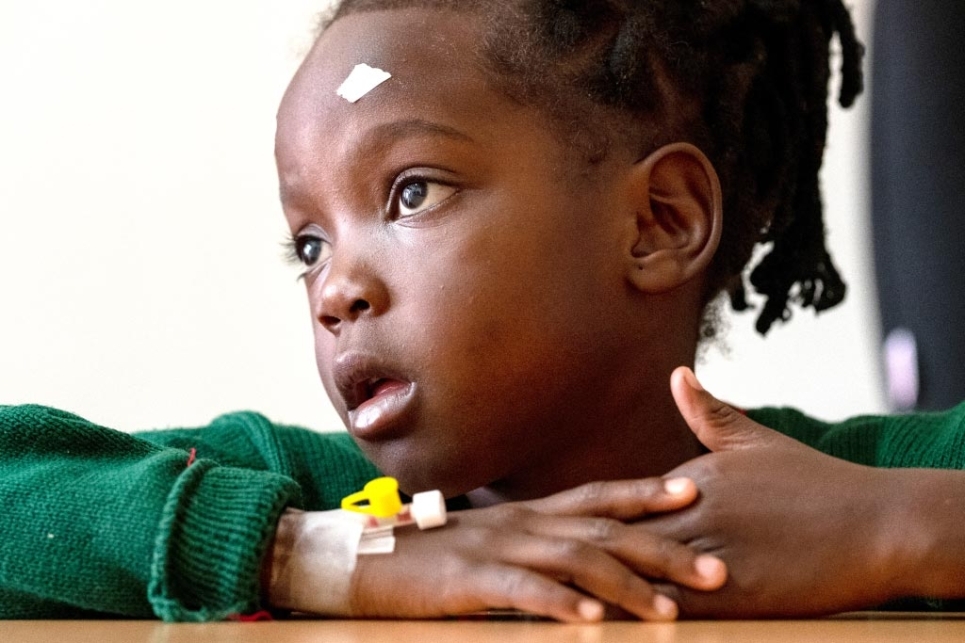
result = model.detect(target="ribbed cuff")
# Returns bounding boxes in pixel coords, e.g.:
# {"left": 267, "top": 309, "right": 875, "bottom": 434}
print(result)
{"left": 148, "top": 459, "right": 301, "bottom": 622}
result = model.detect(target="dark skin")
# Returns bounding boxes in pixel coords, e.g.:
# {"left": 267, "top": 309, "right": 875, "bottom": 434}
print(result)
{"left": 271, "top": 7, "right": 724, "bottom": 621}
{"left": 269, "top": 6, "right": 965, "bottom": 621}
{"left": 275, "top": 9, "right": 715, "bottom": 500}
{"left": 644, "top": 367, "right": 965, "bottom": 617}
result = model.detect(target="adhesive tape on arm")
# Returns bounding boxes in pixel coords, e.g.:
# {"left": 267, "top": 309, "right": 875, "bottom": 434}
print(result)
{"left": 270, "top": 509, "right": 364, "bottom": 615}
{"left": 410, "top": 490, "right": 447, "bottom": 530}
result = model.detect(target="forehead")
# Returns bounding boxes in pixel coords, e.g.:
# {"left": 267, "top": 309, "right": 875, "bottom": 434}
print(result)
{"left": 307, "top": 7, "right": 483, "bottom": 91}
{"left": 276, "top": 8, "right": 515, "bottom": 191}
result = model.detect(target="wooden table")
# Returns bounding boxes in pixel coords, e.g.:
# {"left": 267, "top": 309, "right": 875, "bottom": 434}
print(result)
{"left": 5, "top": 616, "right": 965, "bottom": 643}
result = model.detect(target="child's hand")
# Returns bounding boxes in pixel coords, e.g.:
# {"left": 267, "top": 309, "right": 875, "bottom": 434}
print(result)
{"left": 350, "top": 478, "right": 727, "bottom": 621}
{"left": 641, "top": 367, "right": 913, "bottom": 617}
{"left": 269, "top": 478, "right": 726, "bottom": 622}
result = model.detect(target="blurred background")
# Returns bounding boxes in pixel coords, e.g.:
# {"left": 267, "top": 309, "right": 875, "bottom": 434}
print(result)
{"left": 0, "top": 0, "right": 889, "bottom": 432}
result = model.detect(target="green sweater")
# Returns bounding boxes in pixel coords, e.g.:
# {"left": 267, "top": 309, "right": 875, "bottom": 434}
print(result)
{"left": 1, "top": 402, "right": 964, "bottom": 620}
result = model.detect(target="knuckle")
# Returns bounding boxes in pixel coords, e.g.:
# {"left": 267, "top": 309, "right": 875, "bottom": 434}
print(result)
{"left": 699, "top": 456, "right": 729, "bottom": 481}
{"left": 587, "top": 517, "right": 620, "bottom": 544}
{"left": 496, "top": 568, "right": 528, "bottom": 597}
{"left": 628, "top": 477, "right": 668, "bottom": 505}
{"left": 461, "top": 526, "right": 490, "bottom": 550}
{"left": 686, "top": 455, "right": 726, "bottom": 485}
{"left": 456, "top": 523, "right": 505, "bottom": 553}
{"left": 575, "top": 480, "right": 608, "bottom": 507}
{"left": 705, "top": 401, "right": 741, "bottom": 428}
{"left": 489, "top": 503, "right": 529, "bottom": 524}
{"left": 648, "top": 536, "right": 681, "bottom": 570}
{"left": 492, "top": 568, "right": 548, "bottom": 609}
{"left": 635, "top": 476, "right": 664, "bottom": 496}
{"left": 555, "top": 538, "right": 591, "bottom": 561}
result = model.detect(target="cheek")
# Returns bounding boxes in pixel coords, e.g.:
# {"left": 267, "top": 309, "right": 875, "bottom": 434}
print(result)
{"left": 393, "top": 205, "right": 608, "bottom": 372}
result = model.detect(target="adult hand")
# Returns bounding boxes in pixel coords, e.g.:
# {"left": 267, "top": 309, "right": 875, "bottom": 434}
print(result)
{"left": 269, "top": 478, "right": 726, "bottom": 622}
{"left": 643, "top": 367, "right": 907, "bottom": 617}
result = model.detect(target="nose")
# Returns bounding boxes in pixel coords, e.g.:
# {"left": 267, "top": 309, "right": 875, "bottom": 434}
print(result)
{"left": 313, "top": 250, "right": 389, "bottom": 335}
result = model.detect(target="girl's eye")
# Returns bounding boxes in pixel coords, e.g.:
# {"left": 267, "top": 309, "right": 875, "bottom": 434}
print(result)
{"left": 294, "top": 235, "right": 331, "bottom": 267}
{"left": 396, "top": 180, "right": 456, "bottom": 217}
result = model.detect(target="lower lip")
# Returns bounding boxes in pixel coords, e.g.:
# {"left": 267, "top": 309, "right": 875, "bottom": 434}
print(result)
{"left": 348, "top": 381, "right": 415, "bottom": 438}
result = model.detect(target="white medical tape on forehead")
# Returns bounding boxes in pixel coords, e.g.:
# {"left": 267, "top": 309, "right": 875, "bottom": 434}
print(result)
{"left": 336, "top": 63, "right": 392, "bottom": 103}
{"left": 270, "top": 509, "right": 364, "bottom": 615}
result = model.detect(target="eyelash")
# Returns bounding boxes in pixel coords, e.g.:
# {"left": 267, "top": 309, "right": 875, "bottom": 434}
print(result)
{"left": 282, "top": 233, "right": 327, "bottom": 280}
{"left": 282, "top": 233, "right": 301, "bottom": 267}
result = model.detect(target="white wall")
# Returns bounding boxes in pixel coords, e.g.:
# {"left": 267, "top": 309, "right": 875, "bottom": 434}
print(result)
{"left": 697, "top": 0, "right": 886, "bottom": 418}
{"left": 0, "top": 0, "right": 883, "bottom": 434}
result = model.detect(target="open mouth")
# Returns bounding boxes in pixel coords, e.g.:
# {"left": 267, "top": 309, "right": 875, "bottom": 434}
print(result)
{"left": 354, "top": 377, "right": 408, "bottom": 409}
{"left": 344, "top": 375, "right": 415, "bottom": 436}
{"left": 333, "top": 355, "right": 412, "bottom": 412}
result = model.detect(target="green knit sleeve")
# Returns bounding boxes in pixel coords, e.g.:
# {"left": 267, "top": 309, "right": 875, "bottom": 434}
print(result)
{"left": 0, "top": 404, "right": 377, "bottom": 621}
{"left": 135, "top": 412, "right": 380, "bottom": 512}
{"left": 748, "top": 401, "right": 965, "bottom": 469}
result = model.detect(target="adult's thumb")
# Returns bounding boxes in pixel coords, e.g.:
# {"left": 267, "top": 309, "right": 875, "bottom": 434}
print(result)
{"left": 670, "top": 366, "right": 788, "bottom": 452}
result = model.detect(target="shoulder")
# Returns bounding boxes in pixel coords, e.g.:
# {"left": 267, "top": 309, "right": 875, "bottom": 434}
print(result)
{"left": 748, "top": 401, "right": 965, "bottom": 468}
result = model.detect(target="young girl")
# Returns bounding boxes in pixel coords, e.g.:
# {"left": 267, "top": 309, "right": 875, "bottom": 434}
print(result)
{"left": 3, "top": 0, "right": 965, "bottom": 623}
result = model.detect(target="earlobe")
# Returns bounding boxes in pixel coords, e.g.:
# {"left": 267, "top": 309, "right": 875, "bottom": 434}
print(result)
{"left": 626, "top": 142, "right": 723, "bottom": 293}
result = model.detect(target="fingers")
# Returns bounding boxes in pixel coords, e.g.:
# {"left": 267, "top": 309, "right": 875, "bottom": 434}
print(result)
{"left": 475, "top": 567, "right": 609, "bottom": 623}
{"left": 670, "top": 366, "right": 790, "bottom": 452}
{"left": 488, "top": 530, "right": 681, "bottom": 621}
{"left": 351, "top": 498, "right": 727, "bottom": 623}
{"left": 521, "top": 477, "right": 698, "bottom": 520}
{"left": 647, "top": 582, "right": 707, "bottom": 619}
{"left": 649, "top": 581, "right": 740, "bottom": 619}
{"left": 519, "top": 510, "right": 727, "bottom": 593}
{"left": 381, "top": 519, "right": 682, "bottom": 622}
{"left": 459, "top": 505, "right": 727, "bottom": 621}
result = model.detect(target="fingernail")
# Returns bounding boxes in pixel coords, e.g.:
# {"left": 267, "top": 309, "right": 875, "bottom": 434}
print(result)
{"left": 653, "top": 594, "right": 678, "bottom": 619}
{"left": 695, "top": 554, "right": 726, "bottom": 581}
{"left": 684, "top": 368, "right": 704, "bottom": 392}
{"left": 578, "top": 599, "right": 604, "bottom": 621}
{"left": 663, "top": 477, "right": 691, "bottom": 495}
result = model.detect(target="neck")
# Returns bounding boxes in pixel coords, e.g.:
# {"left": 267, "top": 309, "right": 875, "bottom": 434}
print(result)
{"left": 467, "top": 290, "right": 708, "bottom": 507}
{"left": 468, "top": 358, "right": 705, "bottom": 507}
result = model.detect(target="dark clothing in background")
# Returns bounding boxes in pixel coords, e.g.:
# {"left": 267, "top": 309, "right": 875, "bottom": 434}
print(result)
{"left": 871, "top": 1, "right": 965, "bottom": 410}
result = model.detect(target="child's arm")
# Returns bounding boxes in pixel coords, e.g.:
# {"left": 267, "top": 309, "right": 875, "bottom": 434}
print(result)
{"left": 1, "top": 404, "right": 724, "bottom": 621}
{"left": 641, "top": 368, "right": 965, "bottom": 616}
{"left": 0, "top": 405, "right": 302, "bottom": 620}
{"left": 264, "top": 477, "right": 726, "bottom": 622}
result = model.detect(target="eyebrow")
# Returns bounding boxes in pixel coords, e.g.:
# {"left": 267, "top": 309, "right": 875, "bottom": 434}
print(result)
{"left": 279, "top": 119, "right": 476, "bottom": 205}
{"left": 358, "top": 118, "right": 477, "bottom": 152}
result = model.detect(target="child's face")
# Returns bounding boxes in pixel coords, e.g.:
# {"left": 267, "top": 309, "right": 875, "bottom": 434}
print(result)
{"left": 276, "top": 8, "right": 642, "bottom": 496}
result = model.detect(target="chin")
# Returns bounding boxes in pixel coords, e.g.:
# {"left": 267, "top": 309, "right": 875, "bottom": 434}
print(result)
{"left": 368, "top": 447, "right": 480, "bottom": 498}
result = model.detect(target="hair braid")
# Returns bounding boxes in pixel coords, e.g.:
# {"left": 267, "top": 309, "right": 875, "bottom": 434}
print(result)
{"left": 725, "top": 0, "right": 864, "bottom": 333}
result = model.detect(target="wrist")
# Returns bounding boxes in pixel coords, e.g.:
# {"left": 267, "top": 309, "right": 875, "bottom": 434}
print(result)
{"left": 261, "top": 508, "right": 364, "bottom": 615}
{"left": 881, "top": 468, "right": 965, "bottom": 600}
{"left": 263, "top": 508, "right": 300, "bottom": 610}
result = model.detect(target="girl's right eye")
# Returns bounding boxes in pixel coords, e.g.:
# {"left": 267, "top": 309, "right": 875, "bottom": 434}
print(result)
{"left": 290, "top": 234, "right": 331, "bottom": 268}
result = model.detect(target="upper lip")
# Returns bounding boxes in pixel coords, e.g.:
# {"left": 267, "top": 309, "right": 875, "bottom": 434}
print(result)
{"left": 333, "top": 352, "right": 410, "bottom": 411}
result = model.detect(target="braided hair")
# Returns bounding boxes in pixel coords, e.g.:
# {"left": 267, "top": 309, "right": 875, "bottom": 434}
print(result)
{"left": 324, "top": 0, "right": 864, "bottom": 335}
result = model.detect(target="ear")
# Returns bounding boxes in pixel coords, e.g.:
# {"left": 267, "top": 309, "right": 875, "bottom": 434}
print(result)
{"left": 625, "top": 143, "right": 723, "bottom": 293}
